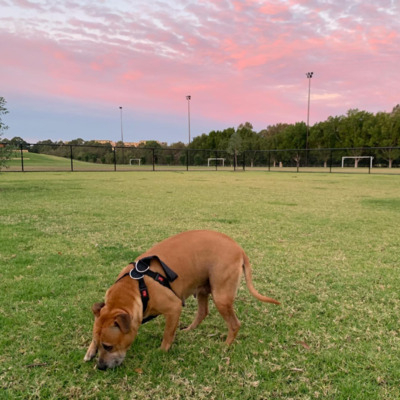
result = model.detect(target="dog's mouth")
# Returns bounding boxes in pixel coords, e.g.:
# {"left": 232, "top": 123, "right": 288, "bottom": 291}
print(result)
{"left": 97, "top": 358, "right": 123, "bottom": 370}
{"left": 97, "top": 353, "right": 125, "bottom": 370}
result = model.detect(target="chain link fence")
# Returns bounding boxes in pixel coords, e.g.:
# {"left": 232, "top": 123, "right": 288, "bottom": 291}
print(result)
{"left": 2, "top": 143, "right": 400, "bottom": 174}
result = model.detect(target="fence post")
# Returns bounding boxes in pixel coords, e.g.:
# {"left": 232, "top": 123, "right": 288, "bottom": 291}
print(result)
{"left": 329, "top": 149, "right": 333, "bottom": 173}
{"left": 152, "top": 148, "right": 155, "bottom": 171}
{"left": 268, "top": 151, "right": 271, "bottom": 172}
{"left": 113, "top": 147, "right": 117, "bottom": 171}
{"left": 20, "top": 144, "right": 24, "bottom": 172}
{"left": 186, "top": 149, "right": 189, "bottom": 171}
{"left": 70, "top": 145, "right": 73, "bottom": 172}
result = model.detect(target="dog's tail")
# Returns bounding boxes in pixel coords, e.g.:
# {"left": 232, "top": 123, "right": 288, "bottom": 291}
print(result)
{"left": 242, "top": 253, "right": 280, "bottom": 305}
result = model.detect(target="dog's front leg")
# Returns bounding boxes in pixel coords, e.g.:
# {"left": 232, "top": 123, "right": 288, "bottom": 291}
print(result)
{"left": 160, "top": 304, "right": 182, "bottom": 351}
{"left": 84, "top": 340, "right": 98, "bottom": 361}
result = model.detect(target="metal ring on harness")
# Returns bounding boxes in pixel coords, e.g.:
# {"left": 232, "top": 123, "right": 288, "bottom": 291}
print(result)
{"left": 135, "top": 260, "right": 150, "bottom": 274}
{"left": 129, "top": 268, "right": 143, "bottom": 280}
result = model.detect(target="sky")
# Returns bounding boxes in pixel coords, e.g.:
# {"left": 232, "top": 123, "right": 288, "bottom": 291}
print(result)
{"left": 1, "top": 0, "right": 399, "bottom": 145}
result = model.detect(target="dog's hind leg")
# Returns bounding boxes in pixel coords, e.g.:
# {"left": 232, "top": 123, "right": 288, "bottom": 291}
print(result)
{"left": 212, "top": 294, "right": 241, "bottom": 345}
{"left": 209, "top": 262, "right": 242, "bottom": 344}
{"left": 183, "top": 289, "right": 210, "bottom": 331}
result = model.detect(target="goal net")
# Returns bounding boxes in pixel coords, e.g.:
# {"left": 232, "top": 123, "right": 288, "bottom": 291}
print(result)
{"left": 129, "top": 158, "right": 141, "bottom": 166}
{"left": 207, "top": 158, "right": 225, "bottom": 167}
{"left": 341, "top": 156, "right": 373, "bottom": 168}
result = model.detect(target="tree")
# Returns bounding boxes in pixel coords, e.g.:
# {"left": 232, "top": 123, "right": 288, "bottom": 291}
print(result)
{"left": 227, "top": 129, "right": 242, "bottom": 167}
{"left": 0, "top": 97, "right": 11, "bottom": 170}
{"left": 190, "top": 128, "right": 234, "bottom": 151}
{"left": 309, "top": 116, "right": 341, "bottom": 167}
{"left": 309, "top": 116, "right": 341, "bottom": 149}
{"left": 280, "top": 122, "right": 307, "bottom": 167}
{"left": 139, "top": 140, "right": 162, "bottom": 149}
{"left": 190, "top": 133, "right": 209, "bottom": 149}
{"left": 259, "top": 123, "right": 289, "bottom": 167}
{"left": 168, "top": 142, "right": 187, "bottom": 166}
{"left": 337, "top": 109, "right": 375, "bottom": 167}
{"left": 9, "top": 136, "right": 29, "bottom": 149}
{"left": 237, "top": 122, "right": 261, "bottom": 167}
{"left": 259, "top": 123, "right": 289, "bottom": 149}
{"left": 371, "top": 107, "right": 400, "bottom": 167}
{"left": 169, "top": 141, "right": 186, "bottom": 149}
{"left": 31, "top": 139, "right": 56, "bottom": 153}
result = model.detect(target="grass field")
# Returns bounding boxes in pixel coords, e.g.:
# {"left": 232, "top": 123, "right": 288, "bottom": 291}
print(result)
{"left": 1, "top": 171, "right": 399, "bottom": 399}
{"left": 6, "top": 152, "right": 116, "bottom": 171}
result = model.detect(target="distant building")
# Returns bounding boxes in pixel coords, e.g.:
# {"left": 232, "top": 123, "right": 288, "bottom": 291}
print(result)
{"left": 94, "top": 140, "right": 116, "bottom": 146}
{"left": 94, "top": 140, "right": 167, "bottom": 147}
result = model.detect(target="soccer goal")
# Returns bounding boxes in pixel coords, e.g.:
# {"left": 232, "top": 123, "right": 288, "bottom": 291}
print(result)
{"left": 129, "top": 158, "right": 141, "bottom": 166}
{"left": 207, "top": 158, "right": 226, "bottom": 167}
{"left": 341, "top": 156, "right": 373, "bottom": 168}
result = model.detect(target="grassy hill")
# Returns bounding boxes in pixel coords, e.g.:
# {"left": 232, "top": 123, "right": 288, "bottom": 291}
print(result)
{"left": 6, "top": 151, "right": 114, "bottom": 171}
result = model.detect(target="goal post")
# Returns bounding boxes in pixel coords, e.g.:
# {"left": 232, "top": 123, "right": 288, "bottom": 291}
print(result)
{"left": 129, "top": 158, "right": 141, "bottom": 166}
{"left": 207, "top": 158, "right": 225, "bottom": 167}
{"left": 341, "top": 156, "right": 373, "bottom": 168}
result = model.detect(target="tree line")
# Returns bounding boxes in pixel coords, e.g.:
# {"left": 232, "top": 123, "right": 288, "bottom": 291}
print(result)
{"left": 188, "top": 106, "right": 400, "bottom": 167}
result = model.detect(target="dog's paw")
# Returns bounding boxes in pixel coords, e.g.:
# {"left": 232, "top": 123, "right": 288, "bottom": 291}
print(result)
{"left": 83, "top": 352, "right": 95, "bottom": 362}
{"left": 84, "top": 345, "right": 97, "bottom": 362}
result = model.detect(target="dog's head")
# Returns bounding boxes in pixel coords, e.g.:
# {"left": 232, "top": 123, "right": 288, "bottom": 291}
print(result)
{"left": 90, "top": 302, "right": 140, "bottom": 370}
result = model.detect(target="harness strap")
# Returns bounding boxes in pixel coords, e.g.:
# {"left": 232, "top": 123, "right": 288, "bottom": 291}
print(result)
{"left": 137, "top": 278, "right": 155, "bottom": 323}
{"left": 114, "top": 256, "right": 180, "bottom": 324}
{"left": 136, "top": 256, "right": 178, "bottom": 282}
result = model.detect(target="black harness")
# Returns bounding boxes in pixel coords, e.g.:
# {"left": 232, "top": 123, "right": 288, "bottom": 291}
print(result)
{"left": 115, "top": 256, "right": 179, "bottom": 324}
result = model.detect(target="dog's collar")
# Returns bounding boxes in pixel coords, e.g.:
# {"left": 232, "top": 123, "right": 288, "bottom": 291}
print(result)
{"left": 114, "top": 256, "right": 180, "bottom": 324}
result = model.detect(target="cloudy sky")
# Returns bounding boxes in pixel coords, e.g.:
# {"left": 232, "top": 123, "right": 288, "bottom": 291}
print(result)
{"left": 1, "top": 0, "right": 399, "bottom": 144}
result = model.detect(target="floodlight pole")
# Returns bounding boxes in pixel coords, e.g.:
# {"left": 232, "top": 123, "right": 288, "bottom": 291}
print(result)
{"left": 186, "top": 95, "right": 191, "bottom": 145}
{"left": 306, "top": 72, "right": 313, "bottom": 166}
{"left": 119, "top": 106, "right": 124, "bottom": 144}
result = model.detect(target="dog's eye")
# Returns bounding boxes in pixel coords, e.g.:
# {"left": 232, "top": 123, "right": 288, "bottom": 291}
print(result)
{"left": 102, "top": 344, "right": 113, "bottom": 352}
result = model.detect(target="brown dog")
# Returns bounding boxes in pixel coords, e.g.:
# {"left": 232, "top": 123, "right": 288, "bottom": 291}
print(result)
{"left": 84, "top": 230, "right": 279, "bottom": 369}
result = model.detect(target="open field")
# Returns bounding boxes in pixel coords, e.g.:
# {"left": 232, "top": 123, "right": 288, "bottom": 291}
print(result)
{"left": 6, "top": 152, "right": 116, "bottom": 171}
{"left": 1, "top": 171, "right": 399, "bottom": 399}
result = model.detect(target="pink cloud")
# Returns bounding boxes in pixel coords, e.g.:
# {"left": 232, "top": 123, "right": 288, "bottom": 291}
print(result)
{"left": 259, "top": 3, "right": 290, "bottom": 15}
{"left": 11, "top": 0, "right": 43, "bottom": 11}
{"left": 1, "top": 0, "right": 400, "bottom": 142}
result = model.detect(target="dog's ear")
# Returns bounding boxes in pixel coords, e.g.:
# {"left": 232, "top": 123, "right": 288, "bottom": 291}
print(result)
{"left": 114, "top": 313, "right": 131, "bottom": 334}
{"left": 92, "top": 302, "right": 105, "bottom": 317}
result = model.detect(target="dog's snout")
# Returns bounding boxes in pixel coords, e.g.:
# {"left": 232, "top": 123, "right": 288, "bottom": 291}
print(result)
{"left": 96, "top": 353, "right": 125, "bottom": 370}
{"left": 97, "top": 360, "right": 108, "bottom": 371}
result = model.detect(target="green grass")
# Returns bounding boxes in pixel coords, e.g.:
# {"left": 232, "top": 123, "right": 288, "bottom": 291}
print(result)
{"left": 1, "top": 171, "right": 399, "bottom": 399}
{"left": 6, "top": 152, "right": 116, "bottom": 171}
